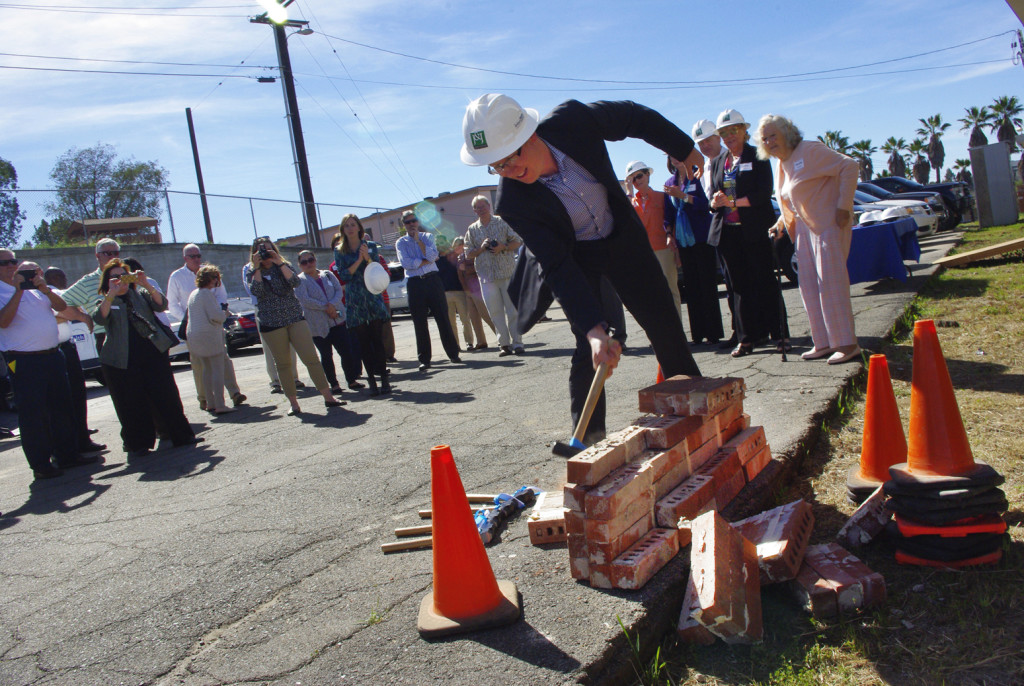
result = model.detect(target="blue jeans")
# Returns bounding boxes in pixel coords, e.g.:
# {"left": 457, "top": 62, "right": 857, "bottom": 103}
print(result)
{"left": 8, "top": 349, "right": 79, "bottom": 470}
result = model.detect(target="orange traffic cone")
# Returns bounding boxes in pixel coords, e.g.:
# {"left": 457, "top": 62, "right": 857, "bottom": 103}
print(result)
{"left": 656, "top": 364, "right": 665, "bottom": 384}
{"left": 847, "top": 355, "right": 907, "bottom": 502}
{"left": 904, "top": 319, "right": 975, "bottom": 476}
{"left": 417, "top": 445, "right": 520, "bottom": 637}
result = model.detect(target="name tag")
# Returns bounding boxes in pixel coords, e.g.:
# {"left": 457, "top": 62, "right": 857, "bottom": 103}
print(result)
{"left": 109, "top": 305, "right": 121, "bottom": 310}
{"left": 739, "top": 162, "right": 753, "bottom": 171}
{"left": 794, "top": 159, "right": 804, "bottom": 171}
{"left": 684, "top": 183, "right": 696, "bottom": 192}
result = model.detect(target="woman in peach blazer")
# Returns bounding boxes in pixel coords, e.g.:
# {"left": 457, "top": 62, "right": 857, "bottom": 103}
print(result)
{"left": 759, "top": 114, "right": 861, "bottom": 365}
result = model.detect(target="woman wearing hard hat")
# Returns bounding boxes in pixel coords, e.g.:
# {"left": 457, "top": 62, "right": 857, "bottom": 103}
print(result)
{"left": 706, "top": 109, "right": 789, "bottom": 357}
{"left": 758, "top": 114, "right": 861, "bottom": 365}
{"left": 334, "top": 214, "right": 393, "bottom": 397}
{"left": 625, "top": 160, "right": 683, "bottom": 324}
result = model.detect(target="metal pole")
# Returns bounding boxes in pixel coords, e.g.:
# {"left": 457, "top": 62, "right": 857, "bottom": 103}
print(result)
{"left": 271, "top": 23, "right": 321, "bottom": 247}
{"left": 185, "top": 107, "right": 214, "bottom": 242}
{"left": 249, "top": 198, "right": 258, "bottom": 237}
{"left": 164, "top": 189, "right": 177, "bottom": 243}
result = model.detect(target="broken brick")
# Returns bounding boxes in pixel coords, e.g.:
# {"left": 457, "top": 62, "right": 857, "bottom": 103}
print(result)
{"left": 638, "top": 376, "right": 746, "bottom": 417}
{"left": 656, "top": 474, "right": 717, "bottom": 528}
{"left": 789, "top": 543, "right": 886, "bottom": 618}
{"left": 677, "top": 574, "right": 717, "bottom": 644}
{"left": 562, "top": 483, "right": 590, "bottom": 512}
{"left": 837, "top": 486, "right": 891, "bottom": 548}
{"left": 590, "top": 528, "right": 680, "bottom": 590}
{"left": 527, "top": 501, "right": 567, "bottom": 546}
{"left": 733, "top": 499, "right": 815, "bottom": 584}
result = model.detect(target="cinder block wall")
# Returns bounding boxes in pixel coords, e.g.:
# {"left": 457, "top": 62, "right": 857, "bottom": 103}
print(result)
{"left": 19, "top": 244, "right": 341, "bottom": 300}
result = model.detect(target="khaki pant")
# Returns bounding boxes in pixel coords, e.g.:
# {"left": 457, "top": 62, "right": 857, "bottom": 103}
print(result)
{"left": 191, "top": 349, "right": 240, "bottom": 408}
{"left": 654, "top": 248, "right": 683, "bottom": 324}
{"left": 445, "top": 291, "right": 474, "bottom": 347}
{"left": 261, "top": 321, "right": 329, "bottom": 398}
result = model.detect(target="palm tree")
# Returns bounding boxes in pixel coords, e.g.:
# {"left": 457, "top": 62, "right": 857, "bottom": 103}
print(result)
{"left": 908, "top": 138, "right": 930, "bottom": 184}
{"left": 916, "top": 114, "right": 951, "bottom": 183}
{"left": 958, "top": 106, "right": 992, "bottom": 148}
{"left": 880, "top": 137, "right": 908, "bottom": 177}
{"left": 849, "top": 140, "right": 877, "bottom": 181}
{"left": 817, "top": 130, "right": 849, "bottom": 154}
{"left": 989, "top": 96, "right": 1023, "bottom": 152}
{"left": 952, "top": 158, "right": 973, "bottom": 185}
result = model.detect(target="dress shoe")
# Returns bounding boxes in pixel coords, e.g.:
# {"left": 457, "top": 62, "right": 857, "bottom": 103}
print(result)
{"left": 473, "top": 343, "right": 489, "bottom": 350}
{"left": 325, "top": 399, "right": 347, "bottom": 408}
{"left": 33, "top": 465, "right": 64, "bottom": 480}
{"left": 270, "top": 383, "right": 284, "bottom": 394}
{"left": 294, "top": 380, "right": 306, "bottom": 389}
{"left": 87, "top": 428, "right": 99, "bottom": 435}
{"left": 232, "top": 393, "right": 247, "bottom": 407}
{"left": 212, "top": 407, "right": 236, "bottom": 415}
{"left": 512, "top": 345, "right": 525, "bottom": 355}
{"left": 173, "top": 436, "right": 205, "bottom": 447}
{"left": 126, "top": 449, "right": 151, "bottom": 462}
{"left": 386, "top": 356, "right": 398, "bottom": 363}
{"left": 466, "top": 343, "right": 475, "bottom": 352}
{"left": 418, "top": 362, "right": 431, "bottom": 372}
{"left": 58, "top": 454, "right": 101, "bottom": 468}
{"left": 827, "top": 346, "right": 863, "bottom": 365}
{"left": 498, "top": 346, "right": 513, "bottom": 357}
{"left": 449, "top": 356, "right": 462, "bottom": 364}
{"left": 801, "top": 347, "right": 836, "bottom": 361}
{"left": 81, "top": 441, "right": 107, "bottom": 454}
{"left": 330, "top": 386, "right": 344, "bottom": 395}
{"left": 348, "top": 381, "right": 365, "bottom": 390}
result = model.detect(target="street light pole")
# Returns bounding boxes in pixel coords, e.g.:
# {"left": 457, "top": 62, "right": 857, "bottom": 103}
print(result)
{"left": 250, "top": 14, "right": 322, "bottom": 247}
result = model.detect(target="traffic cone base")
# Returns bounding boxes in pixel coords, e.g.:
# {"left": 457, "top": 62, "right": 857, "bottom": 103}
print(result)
{"left": 883, "top": 480, "right": 998, "bottom": 501}
{"left": 418, "top": 579, "right": 520, "bottom": 638}
{"left": 894, "top": 548, "right": 1002, "bottom": 568}
{"left": 846, "top": 465, "right": 885, "bottom": 504}
{"left": 893, "top": 512, "right": 1007, "bottom": 537}
{"left": 888, "top": 461, "right": 1001, "bottom": 490}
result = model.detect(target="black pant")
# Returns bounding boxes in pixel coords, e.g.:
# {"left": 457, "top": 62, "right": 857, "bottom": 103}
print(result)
{"left": 600, "top": 277, "right": 626, "bottom": 343}
{"left": 716, "top": 224, "right": 788, "bottom": 344}
{"left": 353, "top": 319, "right": 387, "bottom": 378}
{"left": 60, "top": 341, "right": 91, "bottom": 448}
{"left": 103, "top": 333, "right": 193, "bottom": 452}
{"left": 8, "top": 350, "right": 79, "bottom": 471}
{"left": 406, "top": 272, "right": 461, "bottom": 364}
{"left": 312, "top": 323, "right": 362, "bottom": 387}
{"left": 679, "top": 242, "right": 724, "bottom": 343}
{"left": 568, "top": 229, "right": 701, "bottom": 438}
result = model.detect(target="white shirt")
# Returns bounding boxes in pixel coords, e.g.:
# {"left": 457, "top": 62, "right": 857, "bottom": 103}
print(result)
{"left": 0, "top": 281, "right": 61, "bottom": 352}
{"left": 166, "top": 265, "right": 227, "bottom": 321}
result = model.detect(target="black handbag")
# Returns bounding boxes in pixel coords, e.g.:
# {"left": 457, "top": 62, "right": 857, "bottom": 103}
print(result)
{"left": 177, "top": 310, "right": 188, "bottom": 341}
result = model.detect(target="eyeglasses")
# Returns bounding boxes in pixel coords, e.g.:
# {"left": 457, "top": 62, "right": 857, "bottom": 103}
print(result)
{"left": 403, "top": 218, "right": 419, "bottom": 226}
{"left": 0, "top": 259, "right": 18, "bottom": 266}
{"left": 487, "top": 146, "right": 523, "bottom": 175}
{"left": 298, "top": 258, "right": 315, "bottom": 265}
{"left": 718, "top": 125, "right": 746, "bottom": 137}
{"left": 630, "top": 171, "right": 648, "bottom": 183}
{"left": 98, "top": 250, "right": 120, "bottom": 257}
{"left": 185, "top": 253, "right": 202, "bottom": 259}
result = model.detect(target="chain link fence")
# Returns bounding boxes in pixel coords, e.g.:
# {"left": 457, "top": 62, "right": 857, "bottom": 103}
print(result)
{"left": 10, "top": 189, "right": 389, "bottom": 247}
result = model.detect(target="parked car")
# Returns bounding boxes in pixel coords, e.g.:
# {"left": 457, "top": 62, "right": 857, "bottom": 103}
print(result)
{"left": 387, "top": 262, "right": 409, "bottom": 313}
{"left": 858, "top": 182, "right": 952, "bottom": 231}
{"left": 165, "top": 296, "right": 260, "bottom": 359}
{"left": 854, "top": 190, "right": 938, "bottom": 237}
{"left": 869, "top": 176, "right": 970, "bottom": 229}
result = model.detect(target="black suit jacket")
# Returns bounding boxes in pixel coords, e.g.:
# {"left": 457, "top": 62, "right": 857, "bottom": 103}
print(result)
{"left": 706, "top": 142, "right": 776, "bottom": 247}
{"left": 497, "top": 99, "right": 695, "bottom": 335}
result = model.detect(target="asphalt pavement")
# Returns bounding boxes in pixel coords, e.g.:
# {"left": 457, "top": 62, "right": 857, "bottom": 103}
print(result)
{"left": 0, "top": 231, "right": 959, "bottom": 686}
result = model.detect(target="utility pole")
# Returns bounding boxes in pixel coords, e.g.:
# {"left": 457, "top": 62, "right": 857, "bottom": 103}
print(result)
{"left": 250, "top": 8, "right": 322, "bottom": 247}
{"left": 185, "top": 107, "right": 214, "bottom": 242}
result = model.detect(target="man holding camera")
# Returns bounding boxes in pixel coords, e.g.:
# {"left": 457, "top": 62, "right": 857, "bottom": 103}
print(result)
{"left": 60, "top": 237, "right": 121, "bottom": 351}
{"left": 0, "top": 251, "right": 97, "bottom": 479}
{"left": 464, "top": 195, "right": 524, "bottom": 356}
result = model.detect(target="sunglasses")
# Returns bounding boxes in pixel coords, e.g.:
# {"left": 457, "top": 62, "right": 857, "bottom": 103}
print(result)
{"left": 0, "top": 259, "right": 18, "bottom": 266}
{"left": 403, "top": 219, "right": 419, "bottom": 226}
{"left": 630, "top": 171, "right": 648, "bottom": 182}
{"left": 98, "top": 250, "right": 120, "bottom": 257}
{"left": 185, "top": 253, "right": 202, "bottom": 259}
{"left": 298, "top": 258, "right": 316, "bottom": 265}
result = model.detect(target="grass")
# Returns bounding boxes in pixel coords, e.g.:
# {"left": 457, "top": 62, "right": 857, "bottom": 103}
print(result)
{"left": 635, "top": 221, "right": 1024, "bottom": 686}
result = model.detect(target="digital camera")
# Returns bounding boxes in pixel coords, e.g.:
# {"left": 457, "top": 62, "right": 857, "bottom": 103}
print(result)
{"left": 119, "top": 272, "right": 139, "bottom": 285}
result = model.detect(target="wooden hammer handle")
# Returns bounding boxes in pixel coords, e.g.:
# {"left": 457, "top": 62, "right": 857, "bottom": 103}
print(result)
{"left": 572, "top": 361, "right": 608, "bottom": 444}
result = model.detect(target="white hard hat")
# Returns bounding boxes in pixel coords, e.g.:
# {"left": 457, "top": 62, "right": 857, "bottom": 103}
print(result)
{"left": 716, "top": 109, "right": 750, "bottom": 131}
{"left": 363, "top": 261, "right": 390, "bottom": 295}
{"left": 692, "top": 119, "right": 718, "bottom": 142}
{"left": 880, "top": 206, "right": 906, "bottom": 222}
{"left": 859, "top": 210, "right": 882, "bottom": 226}
{"left": 460, "top": 94, "right": 540, "bottom": 166}
{"left": 624, "top": 160, "right": 652, "bottom": 178}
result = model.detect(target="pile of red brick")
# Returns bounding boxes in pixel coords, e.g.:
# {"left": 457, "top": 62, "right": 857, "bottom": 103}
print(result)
{"left": 561, "top": 376, "right": 773, "bottom": 590}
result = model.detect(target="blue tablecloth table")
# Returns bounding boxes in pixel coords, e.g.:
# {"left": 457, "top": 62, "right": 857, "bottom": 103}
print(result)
{"left": 847, "top": 217, "right": 921, "bottom": 284}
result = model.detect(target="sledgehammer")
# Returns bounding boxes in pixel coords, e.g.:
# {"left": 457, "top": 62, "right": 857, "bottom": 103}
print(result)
{"left": 552, "top": 362, "right": 609, "bottom": 458}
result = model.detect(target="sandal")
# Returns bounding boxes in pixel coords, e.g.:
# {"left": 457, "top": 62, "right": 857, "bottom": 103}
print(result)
{"left": 731, "top": 343, "right": 754, "bottom": 358}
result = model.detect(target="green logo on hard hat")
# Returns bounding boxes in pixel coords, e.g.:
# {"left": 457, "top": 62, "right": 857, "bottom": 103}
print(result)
{"left": 470, "top": 131, "right": 488, "bottom": 149}
{"left": 697, "top": 126, "right": 705, "bottom": 135}
{"left": 723, "top": 113, "right": 731, "bottom": 122}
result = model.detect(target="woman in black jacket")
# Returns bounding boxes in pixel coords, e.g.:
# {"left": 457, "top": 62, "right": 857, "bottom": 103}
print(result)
{"left": 706, "top": 109, "right": 788, "bottom": 357}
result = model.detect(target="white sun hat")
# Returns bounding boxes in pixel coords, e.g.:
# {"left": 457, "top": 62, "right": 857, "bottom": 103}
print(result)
{"left": 363, "top": 261, "right": 390, "bottom": 295}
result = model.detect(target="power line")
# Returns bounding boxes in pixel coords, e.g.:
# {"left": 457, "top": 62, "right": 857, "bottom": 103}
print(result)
{"left": 0, "top": 3, "right": 244, "bottom": 17}
{"left": 0, "top": 51, "right": 274, "bottom": 70}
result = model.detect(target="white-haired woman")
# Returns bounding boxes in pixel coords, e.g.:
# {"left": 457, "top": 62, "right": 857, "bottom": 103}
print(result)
{"left": 758, "top": 114, "right": 861, "bottom": 364}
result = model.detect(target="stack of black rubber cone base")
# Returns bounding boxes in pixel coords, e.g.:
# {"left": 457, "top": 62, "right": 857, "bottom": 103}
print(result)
{"left": 847, "top": 467, "right": 885, "bottom": 506}
{"left": 882, "top": 462, "right": 1007, "bottom": 567}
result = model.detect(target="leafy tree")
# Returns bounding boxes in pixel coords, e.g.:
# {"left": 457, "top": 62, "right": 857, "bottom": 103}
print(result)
{"left": 880, "top": 137, "right": 908, "bottom": 178}
{"left": 908, "top": 139, "right": 930, "bottom": 184}
{"left": 952, "top": 158, "right": 973, "bottom": 185}
{"left": 46, "top": 144, "right": 168, "bottom": 231}
{"left": 943, "top": 168, "right": 954, "bottom": 182}
{"left": 958, "top": 106, "right": 991, "bottom": 148}
{"left": 817, "top": 130, "right": 849, "bottom": 154}
{"left": 0, "top": 157, "right": 26, "bottom": 248}
{"left": 989, "top": 96, "right": 1023, "bottom": 152}
{"left": 916, "top": 114, "right": 951, "bottom": 183}
{"left": 31, "top": 217, "right": 73, "bottom": 246}
{"left": 849, "top": 140, "right": 877, "bottom": 181}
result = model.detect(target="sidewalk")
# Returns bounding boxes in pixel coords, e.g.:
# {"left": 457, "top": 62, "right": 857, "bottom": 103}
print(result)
{"left": 0, "top": 231, "right": 958, "bottom": 685}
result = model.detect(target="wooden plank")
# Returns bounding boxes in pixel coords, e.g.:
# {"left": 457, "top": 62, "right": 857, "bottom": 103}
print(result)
{"left": 381, "top": 536, "right": 432, "bottom": 553}
{"left": 418, "top": 506, "right": 490, "bottom": 519}
{"left": 395, "top": 524, "right": 432, "bottom": 537}
{"left": 932, "top": 238, "right": 1024, "bottom": 268}
{"left": 465, "top": 493, "right": 498, "bottom": 503}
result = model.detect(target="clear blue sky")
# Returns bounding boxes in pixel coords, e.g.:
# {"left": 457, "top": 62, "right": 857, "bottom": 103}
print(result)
{"left": 1, "top": 0, "right": 1021, "bottom": 246}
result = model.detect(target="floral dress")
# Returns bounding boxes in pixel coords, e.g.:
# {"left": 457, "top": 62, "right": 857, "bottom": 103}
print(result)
{"left": 335, "top": 245, "right": 389, "bottom": 327}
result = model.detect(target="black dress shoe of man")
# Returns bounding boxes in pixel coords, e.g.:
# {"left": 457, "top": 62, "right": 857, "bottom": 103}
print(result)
{"left": 81, "top": 441, "right": 107, "bottom": 454}
{"left": 33, "top": 465, "right": 64, "bottom": 480}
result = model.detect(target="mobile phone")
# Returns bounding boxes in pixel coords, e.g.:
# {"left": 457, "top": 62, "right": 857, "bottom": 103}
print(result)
{"left": 17, "top": 269, "right": 36, "bottom": 290}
